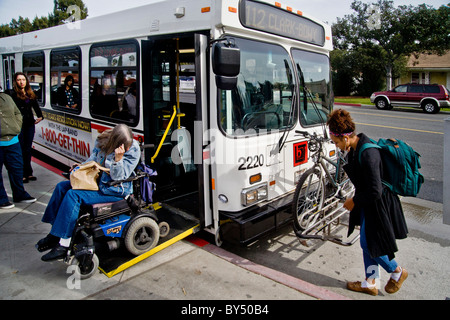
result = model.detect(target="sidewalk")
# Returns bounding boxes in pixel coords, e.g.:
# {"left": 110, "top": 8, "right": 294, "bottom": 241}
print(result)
{"left": 0, "top": 159, "right": 344, "bottom": 301}
{"left": 1, "top": 158, "right": 449, "bottom": 302}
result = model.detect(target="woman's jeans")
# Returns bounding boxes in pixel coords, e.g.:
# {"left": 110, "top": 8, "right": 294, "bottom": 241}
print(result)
{"left": 360, "top": 210, "right": 398, "bottom": 280}
{"left": 0, "top": 142, "right": 31, "bottom": 204}
{"left": 19, "top": 125, "right": 35, "bottom": 178}
{"left": 42, "top": 181, "right": 123, "bottom": 239}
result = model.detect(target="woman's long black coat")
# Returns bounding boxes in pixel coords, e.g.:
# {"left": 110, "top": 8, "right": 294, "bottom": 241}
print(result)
{"left": 344, "top": 133, "right": 408, "bottom": 260}
{"left": 9, "top": 90, "right": 43, "bottom": 127}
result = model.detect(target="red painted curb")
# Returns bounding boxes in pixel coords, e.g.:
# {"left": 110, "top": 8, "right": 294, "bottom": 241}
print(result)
{"left": 32, "top": 156, "right": 64, "bottom": 177}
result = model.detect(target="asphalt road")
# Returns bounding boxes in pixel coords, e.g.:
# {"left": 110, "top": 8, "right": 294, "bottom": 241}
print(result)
{"left": 218, "top": 104, "right": 450, "bottom": 300}
{"left": 336, "top": 104, "right": 446, "bottom": 203}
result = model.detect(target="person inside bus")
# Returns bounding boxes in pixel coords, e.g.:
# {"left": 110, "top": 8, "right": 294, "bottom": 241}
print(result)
{"left": 122, "top": 81, "right": 137, "bottom": 117}
{"left": 0, "top": 93, "right": 37, "bottom": 209}
{"left": 327, "top": 109, "right": 408, "bottom": 296}
{"left": 36, "top": 124, "right": 140, "bottom": 261}
{"left": 90, "top": 81, "right": 105, "bottom": 114}
{"left": 110, "top": 82, "right": 137, "bottom": 121}
{"left": 9, "top": 72, "right": 44, "bottom": 183}
{"left": 56, "top": 75, "right": 79, "bottom": 109}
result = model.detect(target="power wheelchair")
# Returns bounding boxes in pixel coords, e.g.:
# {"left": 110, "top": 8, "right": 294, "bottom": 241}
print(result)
{"left": 63, "top": 160, "right": 169, "bottom": 280}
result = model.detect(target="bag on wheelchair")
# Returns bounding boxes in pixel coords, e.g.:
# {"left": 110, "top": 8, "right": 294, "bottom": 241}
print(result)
{"left": 70, "top": 161, "right": 109, "bottom": 191}
{"left": 138, "top": 163, "right": 157, "bottom": 204}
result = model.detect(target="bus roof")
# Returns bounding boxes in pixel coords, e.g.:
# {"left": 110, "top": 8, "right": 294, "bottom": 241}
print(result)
{"left": 0, "top": 0, "right": 332, "bottom": 53}
{"left": 1, "top": 0, "right": 212, "bottom": 52}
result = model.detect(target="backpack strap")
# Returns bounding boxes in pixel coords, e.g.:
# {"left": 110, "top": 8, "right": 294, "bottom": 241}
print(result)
{"left": 358, "top": 142, "right": 380, "bottom": 165}
{"left": 358, "top": 141, "right": 393, "bottom": 191}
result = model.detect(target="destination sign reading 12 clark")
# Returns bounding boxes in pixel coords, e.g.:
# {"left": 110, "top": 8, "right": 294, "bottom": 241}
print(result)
{"left": 240, "top": 0, "right": 326, "bottom": 46}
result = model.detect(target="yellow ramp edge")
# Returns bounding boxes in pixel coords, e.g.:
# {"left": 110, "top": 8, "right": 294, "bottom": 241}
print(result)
{"left": 99, "top": 224, "right": 199, "bottom": 278}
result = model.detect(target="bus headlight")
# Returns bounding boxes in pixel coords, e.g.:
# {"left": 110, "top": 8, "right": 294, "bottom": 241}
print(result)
{"left": 241, "top": 183, "right": 268, "bottom": 207}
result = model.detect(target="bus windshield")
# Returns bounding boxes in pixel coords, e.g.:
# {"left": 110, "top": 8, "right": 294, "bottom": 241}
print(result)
{"left": 292, "top": 49, "right": 332, "bottom": 126}
{"left": 219, "top": 37, "right": 295, "bottom": 136}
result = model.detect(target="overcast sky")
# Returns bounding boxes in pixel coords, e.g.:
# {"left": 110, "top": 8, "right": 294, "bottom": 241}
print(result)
{"left": 0, "top": 0, "right": 448, "bottom": 26}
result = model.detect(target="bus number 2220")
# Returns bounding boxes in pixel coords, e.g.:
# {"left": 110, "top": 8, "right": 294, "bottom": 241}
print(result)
{"left": 238, "top": 154, "right": 264, "bottom": 170}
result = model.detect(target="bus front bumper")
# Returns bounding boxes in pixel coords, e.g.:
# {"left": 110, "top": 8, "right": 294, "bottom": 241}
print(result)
{"left": 219, "top": 193, "right": 294, "bottom": 246}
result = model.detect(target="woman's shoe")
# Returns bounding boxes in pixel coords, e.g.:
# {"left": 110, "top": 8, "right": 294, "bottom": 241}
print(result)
{"left": 36, "top": 234, "right": 60, "bottom": 252}
{"left": 385, "top": 268, "right": 408, "bottom": 294}
{"left": 28, "top": 176, "right": 37, "bottom": 181}
{"left": 346, "top": 281, "right": 378, "bottom": 296}
{"left": 41, "top": 244, "right": 68, "bottom": 262}
{"left": 23, "top": 177, "right": 29, "bottom": 183}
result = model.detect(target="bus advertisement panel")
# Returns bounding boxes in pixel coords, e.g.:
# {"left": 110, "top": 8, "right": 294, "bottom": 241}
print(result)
{"left": 34, "top": 109, "right": 93, "bottom": 163}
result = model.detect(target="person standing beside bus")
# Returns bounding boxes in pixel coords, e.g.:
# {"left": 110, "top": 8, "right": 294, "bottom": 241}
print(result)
{"left": 0, "top": 93, "right": 37, "bottom": 209}
{"left": 326, "top": 109, "right": 408, "bottom": 296}
{"left": 56, "top": 75, "right": 79, "bottom": 109}
{"left": 9, "top": 72, "right": 44, "bottom": 183}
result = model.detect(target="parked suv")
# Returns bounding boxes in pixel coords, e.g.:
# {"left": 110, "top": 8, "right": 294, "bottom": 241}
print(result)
{"left": 370, "top": 84, "right": 450, "bottom": 114}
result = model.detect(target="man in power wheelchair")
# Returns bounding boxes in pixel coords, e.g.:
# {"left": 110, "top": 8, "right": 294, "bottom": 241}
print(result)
{"left": 36, "top": 124, "right": 167, "bottom": 279}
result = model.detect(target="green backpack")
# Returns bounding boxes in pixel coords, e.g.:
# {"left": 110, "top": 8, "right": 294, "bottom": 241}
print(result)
{"left": 358, "top": 138, "right": 424, "bottom": 197}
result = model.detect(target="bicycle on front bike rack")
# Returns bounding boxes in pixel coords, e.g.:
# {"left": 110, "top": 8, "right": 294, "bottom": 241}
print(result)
{"left": 291, "top": 130, "right": 359, "bottom": 246}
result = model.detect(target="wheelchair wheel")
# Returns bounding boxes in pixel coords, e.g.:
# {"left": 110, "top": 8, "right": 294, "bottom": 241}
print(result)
{"left": 125, "top": 217, "right": 160, "bottom": 256}
{"left": 71, "top": 254, "right": 99, "bottom": 280}
{"left": 158, "top": 221, "right": 170, "bottom": 238}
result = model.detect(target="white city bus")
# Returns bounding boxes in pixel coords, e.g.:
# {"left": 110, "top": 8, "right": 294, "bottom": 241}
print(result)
{"left": 0, "top": 0, "right": 334, "bottom": 247}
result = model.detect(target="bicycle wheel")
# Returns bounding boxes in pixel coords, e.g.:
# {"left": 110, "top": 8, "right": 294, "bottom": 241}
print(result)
{"left": 292, "top": 167, "right": 325, "bottom": 232}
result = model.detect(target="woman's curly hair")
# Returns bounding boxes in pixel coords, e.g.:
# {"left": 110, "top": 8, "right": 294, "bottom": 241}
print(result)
{"left": 326, "top": 109, "right": 356, "bottom": 137}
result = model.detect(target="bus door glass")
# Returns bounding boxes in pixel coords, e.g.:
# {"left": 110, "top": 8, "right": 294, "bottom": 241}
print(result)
{"left": 2, "top": 54, "right": 15, "bottom": 91}
{"left": 145, "top": 35, "right": 201, "bottom": 219}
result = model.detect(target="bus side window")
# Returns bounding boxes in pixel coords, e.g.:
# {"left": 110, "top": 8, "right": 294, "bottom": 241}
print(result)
{"left": 50, "top": 47, "right": 81, "bottom": 113}
{"left": 23, "top": 51, "right": 45, "bottom": 107}
{"left": 89, "top": 40, "right": 139, "bottom": 126}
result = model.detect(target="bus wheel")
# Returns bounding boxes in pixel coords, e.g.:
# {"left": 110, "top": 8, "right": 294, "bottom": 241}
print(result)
{"left": 125, "top": 217, "right": 160, "bottom": 256}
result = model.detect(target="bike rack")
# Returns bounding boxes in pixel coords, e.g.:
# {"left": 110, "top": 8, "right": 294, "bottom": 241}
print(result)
{"left": 294, "top": 187, "right": 360, "bottom": 247}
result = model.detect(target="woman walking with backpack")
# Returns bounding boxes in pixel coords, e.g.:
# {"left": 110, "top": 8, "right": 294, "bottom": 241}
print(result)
{"left": 326, "top": 109, "right": 409, "bottom": 296}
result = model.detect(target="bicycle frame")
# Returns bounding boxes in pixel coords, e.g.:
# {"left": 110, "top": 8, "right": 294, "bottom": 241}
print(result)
{"left": 294, "top": 133, "right": 359, "bottom": 246}
{"left": 320, "top": 150, "right": 348, "bottom": 195}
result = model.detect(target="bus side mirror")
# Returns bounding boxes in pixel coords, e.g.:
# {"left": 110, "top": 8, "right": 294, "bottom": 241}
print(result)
{"left": 212, "top": 42, "right": 240, "bottom": 90}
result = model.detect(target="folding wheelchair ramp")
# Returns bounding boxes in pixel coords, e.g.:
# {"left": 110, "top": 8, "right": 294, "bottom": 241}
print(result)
{"left": 98, "top": 202, "right": 200, "bottom": 278}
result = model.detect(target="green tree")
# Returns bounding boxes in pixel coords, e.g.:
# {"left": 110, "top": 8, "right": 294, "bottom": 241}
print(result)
{"left": 331, "top": 49, "right": 357, "bottom": 96}
{"left": 0, "top": 0, "right": 88, "bottom": 38}
{"left": 9, "top": 17, "right": 33, "bottom": 34}
{"left": 49, "top": 0, "right": 88, "bottom": 27}
{"left": 332, "top": 0, "right": 450, "bottom": 93}
{"left": 32, "top": 16, "right": 50, "bottom": 31}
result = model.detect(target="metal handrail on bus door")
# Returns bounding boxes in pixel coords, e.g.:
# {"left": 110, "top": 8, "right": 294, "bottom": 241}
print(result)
{"left": 151, "top": 38, "right": 186, "bottom": 164}
{"left": 151, "top": 105, "right": 177, "bottom": 163}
